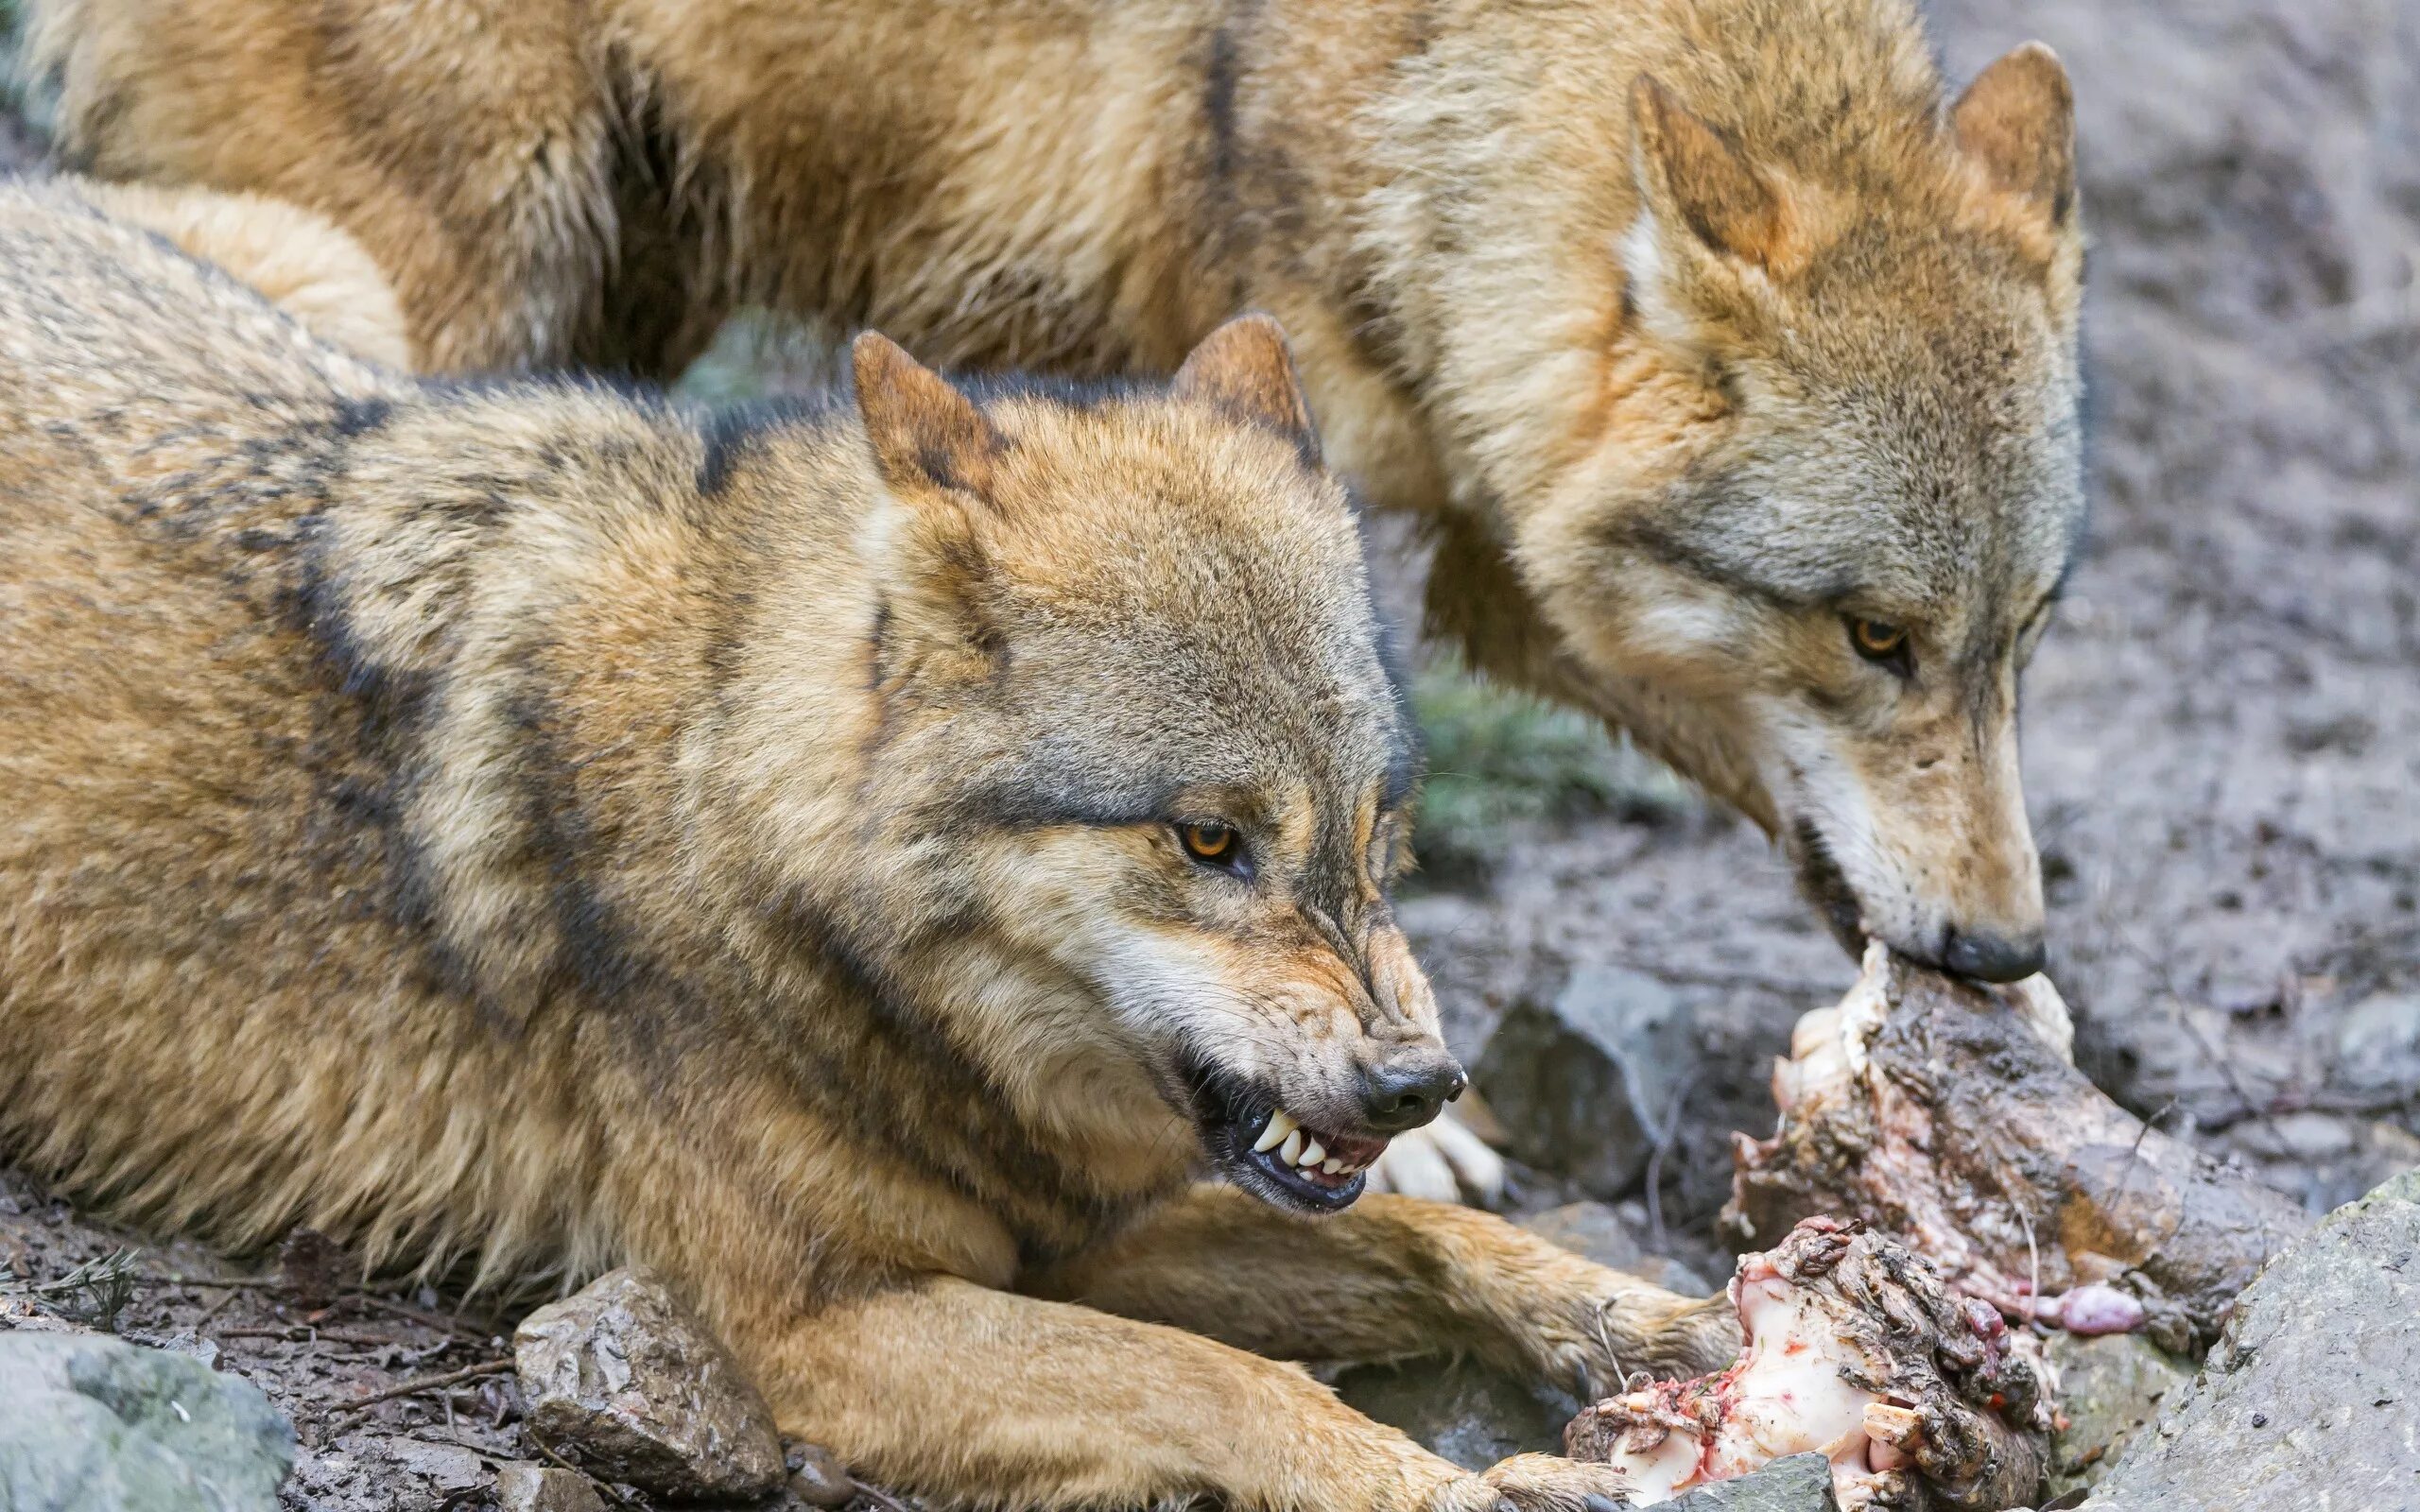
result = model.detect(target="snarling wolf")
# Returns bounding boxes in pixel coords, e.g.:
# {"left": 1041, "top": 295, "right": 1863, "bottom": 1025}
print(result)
{"left": 16, "top": 0, "right": 2088, "bottom": 979}
{"left": 0, "top": 184, "right": 1733, "bottom": 1509}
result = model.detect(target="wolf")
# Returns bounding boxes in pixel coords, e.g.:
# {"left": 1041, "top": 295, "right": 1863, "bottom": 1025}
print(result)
{"left": 43, "top": 165, "right": 1507, "bottom": 1205}
{"left": 0, "top": 183, "right": 1731, "bottom": 1509}
{"left": 17, "top": 0, "right": 2089, "bottom": 981}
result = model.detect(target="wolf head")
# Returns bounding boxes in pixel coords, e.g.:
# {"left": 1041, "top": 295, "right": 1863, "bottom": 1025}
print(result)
{"left": 829, "top": 318, "right": 1456, "bottom": 1213}
{"left": 1522, "top": 46, "right": 2083, "bottom": 981}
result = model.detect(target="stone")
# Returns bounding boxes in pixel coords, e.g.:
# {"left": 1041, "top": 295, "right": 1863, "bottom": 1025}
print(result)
{"left": 2043, "top": 1332, "right": 2192, "bottom": 1499}
{"left": 1333, "top": 1357, "right": 1569, "bottom": 1470}
{"left": 514, "top": 1267, "right": 786, "bottom": 1501}
{"left": 493, "top": 1463, "right": 608, "bottom": 1512}
{"left": 2078, "top": 1169, "right": 2420, "bottom": 1510}
{"left": 381, "top": 1439, "right": 484, "bottom": 1493}
{"left": 2333, "top": 992, "right": 2420, "bottom": 1090}
{"left": 783, "top": 1442, "right": 857, "bottom": 1507}
{"left": 0, "top": 1331, "right": 295, "bottom": 1512}
{"left": 1520, "top": 1201, "right": 1719, "bottom": 1296}
{"left": 1475, "top": 964, "right": 1701, "bottom": 1197}
{"left": 1663, "top": 1452, "right": 1838, "bottom": 1510}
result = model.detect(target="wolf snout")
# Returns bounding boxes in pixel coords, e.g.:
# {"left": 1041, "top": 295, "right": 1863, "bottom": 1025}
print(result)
{"left": 1356, "top": 1045, "right": 1467, "bottom": 1134}
{"left": 1939, "top": 924, "right": 2045, "bottom": 984}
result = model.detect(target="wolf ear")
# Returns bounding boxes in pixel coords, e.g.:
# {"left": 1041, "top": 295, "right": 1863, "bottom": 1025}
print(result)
{"left": 1953, "top": 43, "right": 2076, "bottom": 226}
{"left": 851, "top": 332, "right": 1006, "bottom": 684}
{"left": 1627, "top": 77, "right": 1788, "bottom": 268}
{"left": 851, "top": 331, "right": 1004, "bottom": 500}
{"left": 1171, "top": 314, "right": 1319, "bottom": 463}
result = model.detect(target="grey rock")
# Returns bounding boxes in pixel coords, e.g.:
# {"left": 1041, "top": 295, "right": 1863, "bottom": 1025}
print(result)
{"left": 2080, "top": 1168, "right": 2420, "bottom": 1511}
{"left": 1476, "top": 964, "right": 1701, "bottom": 1196}
{"left": 493, "top": 1463, "right": 608, "bottom": 1512}
{"left": 145, "top": 1332, "right": 222, "bottom": 1371}
{"left": 514, "top": 1266, "right": 786, "bottom": 1501}
{"left": 0, "top": 1331, "right": 295, "bottom": 1512}
{"left": 1520, "top": 1201, "right": 1719, "bottom": 1296}
{"left": 1665, "top": 1452, "right": 1838, "bottom": 1511}
{"left": 783, "top": 1442, "right": 857, "bottom": 1507}
{"left": 2043, "top": 1332, "right": 2192, "bottom": 1499}
{"left": 381, "top": 1438, "right": 484, "bottom": 1492}
{"left": 2334, "top": 992, "right": 2420, "bottom": 1091}
{"left": 1333, "top": 1357, "right": 1569, "bottom": 1470}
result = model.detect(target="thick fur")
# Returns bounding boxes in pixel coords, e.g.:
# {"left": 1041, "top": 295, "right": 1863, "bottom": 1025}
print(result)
{"left": 17, "top": 0, "right": 2089, "bottom": 975}
{"left": 0, "top": 184, "right": 1733, "bottom": 1511}
{"left": 59, "top": 179, "right": 412, "bottom": 367}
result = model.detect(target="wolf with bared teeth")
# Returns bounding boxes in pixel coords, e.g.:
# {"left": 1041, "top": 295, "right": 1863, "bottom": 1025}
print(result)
{"left": 0, "top": 184, "right": 1732, "bottom": 1511}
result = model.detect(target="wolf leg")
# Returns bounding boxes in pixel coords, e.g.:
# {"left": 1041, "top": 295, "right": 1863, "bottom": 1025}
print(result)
{"left": 738, "top": 1275, "right": 1637, "bottom": 1511}
{"left": 1029, "top": 1186, "right": 1738, "bottom": 1392}
{"left": 1366, "top": 1107, "right": 1508, "bottom": 1205}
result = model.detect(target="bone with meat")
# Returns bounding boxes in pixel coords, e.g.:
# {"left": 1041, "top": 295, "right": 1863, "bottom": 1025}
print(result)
{"left": 1564, "top": 1215, "right": 2047, "bottom": 1509}
{"left": 1725, "top": 946, "right": 2310, "bottom": 1350}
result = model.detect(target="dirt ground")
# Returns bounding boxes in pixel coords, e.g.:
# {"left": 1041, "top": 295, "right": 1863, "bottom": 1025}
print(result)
{"left": 2, "top": 0, "right": 2415, "bottom": 1507}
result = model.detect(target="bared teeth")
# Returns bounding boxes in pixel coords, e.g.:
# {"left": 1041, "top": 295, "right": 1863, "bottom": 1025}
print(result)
{"left": 1246, "top": 1109, "right": 1378, "bottom": 1183}
{"left": 1253, "top": 1108, "right": 1299, "bottom": 1154}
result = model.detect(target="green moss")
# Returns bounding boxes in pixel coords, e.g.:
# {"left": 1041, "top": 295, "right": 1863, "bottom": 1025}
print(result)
{"left": 1409, "top": 662, "right": 1695, "bottom": 882}
{"left": 673, "top": 310, "right": 846, "bottom": 406}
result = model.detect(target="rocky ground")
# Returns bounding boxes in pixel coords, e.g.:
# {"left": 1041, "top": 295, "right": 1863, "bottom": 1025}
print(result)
{"left": 2, "top": 0, "right": 2415, "bottom": 1508}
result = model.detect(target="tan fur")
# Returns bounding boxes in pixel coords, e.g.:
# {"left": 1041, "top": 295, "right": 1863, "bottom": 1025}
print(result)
{"left": 0, "top": 184, "right": 1732, "bottom": 1510}
{"left": 62, "top": 179, "right": 411, "bottom": 367}
{"left": 20, "top": 0, "right": 2088, "bottom": 976}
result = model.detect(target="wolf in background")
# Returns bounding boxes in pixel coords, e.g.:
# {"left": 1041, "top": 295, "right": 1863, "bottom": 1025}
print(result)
{"left": 0, "top": 184, "right": 1734, "bottom": 1509}
{"left": 18, "top": 0, "right": 2090, "bottom": 981}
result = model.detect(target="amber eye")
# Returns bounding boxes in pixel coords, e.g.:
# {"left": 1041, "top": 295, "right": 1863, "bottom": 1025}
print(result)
{"left": 1178, "top": 821, "right": 1241, "bottom": 866}
{"left": 1846, "top": 617, "right": 1911, "bottom": 668}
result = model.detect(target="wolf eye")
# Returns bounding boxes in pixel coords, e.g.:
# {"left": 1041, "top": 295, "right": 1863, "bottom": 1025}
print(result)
{"left": 1846, "top": 617, "right": 1912, "bottom": 671}
{"left": 1178, "top": 821, "right": 1244, "bottom": 868}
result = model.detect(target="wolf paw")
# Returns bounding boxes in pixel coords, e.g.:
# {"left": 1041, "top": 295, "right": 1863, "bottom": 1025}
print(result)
{"left": 1367, "top": 1106, "right": 1506, "bottom": 1207}
{"left": 1467, "top": 1452, "right": 1641, "bottom": 1510}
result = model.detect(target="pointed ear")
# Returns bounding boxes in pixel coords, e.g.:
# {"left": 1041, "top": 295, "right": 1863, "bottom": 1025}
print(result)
{"left": 1953, "top": 43, "right": 2076, "bottom": 226}
{"left": 851, "top": 333, "right": 1006, "bottom": 686}
{"left": 851, "top": 331, "right": 1004, "bottom": 499}
{"left": 1170, "top": 313, "right": 1319, "bottom": 463}
{"left": 1628, "top": 76, "right": 1787, "bottom": 266}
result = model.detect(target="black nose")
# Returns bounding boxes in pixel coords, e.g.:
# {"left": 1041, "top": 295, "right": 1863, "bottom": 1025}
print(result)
{"left": 1941, "top": 926, "right": 2046, "bottom": 984}
{"left": 1358, "top": 1047, "right": 1467, "bottom": 1133}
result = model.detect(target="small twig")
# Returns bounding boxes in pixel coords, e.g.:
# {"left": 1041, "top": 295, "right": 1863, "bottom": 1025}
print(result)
{"left": 2012, "top": 1198, "right": 2042, "bottom": 1328}
{"left": 1643, "top": 1068, "right": 1703, "bottom": 1257}
{"left": 531, "top": 1440, "right": 644, "bottom": 1509}
{"left": 325, "top": 1360, "right": 511, "bottom": 1435}
{"left": 192, "top": 1288, "right": 247, "bottom": 1329}
{"left": 2195, "top": 1087, "right": 2420, "bottom": 1133}
{"left": 2122, "top": 934, "right": 2296, "bottom": 1154}
{"left": 216, "top": 1326, "right": 416, "bottom": 1347}
{"left": 855, "top": 1483, "right": 921, "bottom": 1512}
{"left": 353, "top": 1292, "right": 495, "bottom": 1341}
